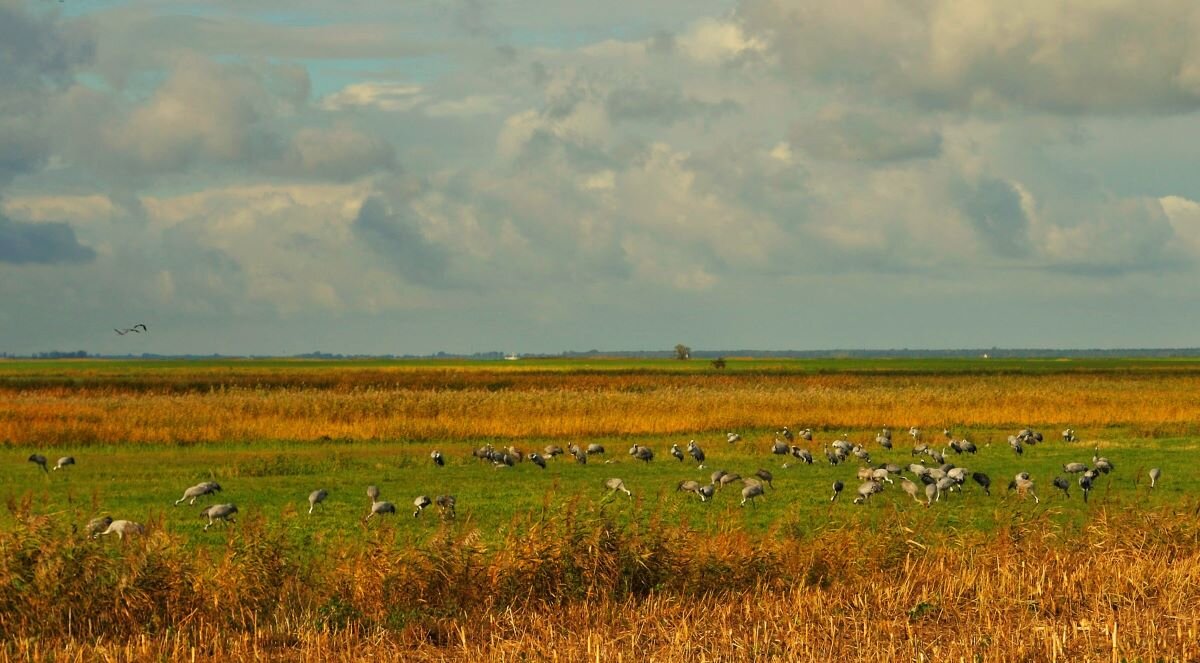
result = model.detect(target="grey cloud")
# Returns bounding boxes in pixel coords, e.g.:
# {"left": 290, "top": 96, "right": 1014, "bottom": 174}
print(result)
{"left": 352, "top": 196, "right": 449, "bottom": 286}
{"left": 0, "top": 0, "right": 93, "bottom": 87}
{"left": 605, "top": 84, "right": 739, "bottom": 124}
{"left": 647, "top": 30, "right": 676, "bottom": 56}
{"left": 741, "top": 0, "right": 1200, "bottom": 114}
{"left": 0, "top": 212, "right": 95, "bottom": 265}
{"left": 791, "top": 108, "right": 941, "bottom": 162}
{"left": 959, "top": 178, "right": 1032, "bottom": 257}
{"left": 0, "top": 0, "right": 93, "bottom": 186}
{"left": 276, "top": 126, "right": 396, "bottom": 181}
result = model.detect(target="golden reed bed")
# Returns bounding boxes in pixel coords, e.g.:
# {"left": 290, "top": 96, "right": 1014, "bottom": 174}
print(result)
{"left": 3, "top": 371, "right": 1200, "bottom": 445}
{"left": 1, "top": 505, "right": 1198, "bottom": 662}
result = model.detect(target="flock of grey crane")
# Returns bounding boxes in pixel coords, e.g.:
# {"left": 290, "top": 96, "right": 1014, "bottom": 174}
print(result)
{"left": 26, "top": 423, "right": 1163, "bottom": 540}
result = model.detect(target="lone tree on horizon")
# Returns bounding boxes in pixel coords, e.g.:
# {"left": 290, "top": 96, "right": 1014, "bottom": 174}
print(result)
{"left": 674, "top": 344, "right": 691, "bottom": 360}
{"left": 711, "top": 357, "right": 726, "bottom": 369}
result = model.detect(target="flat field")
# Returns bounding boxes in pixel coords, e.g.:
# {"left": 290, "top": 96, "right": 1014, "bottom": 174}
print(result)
{"left": 1, "top": 358, "right": 1199, "bottom": 661}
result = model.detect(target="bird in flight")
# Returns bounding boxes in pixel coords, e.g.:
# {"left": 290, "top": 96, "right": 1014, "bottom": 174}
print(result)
{"left": 114, "top": 323, "right": 148, "bottom": 335}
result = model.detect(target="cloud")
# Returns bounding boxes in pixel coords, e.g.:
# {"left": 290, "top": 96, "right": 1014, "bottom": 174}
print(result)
{"left": 320, "top": 82, "right": 427, "bottom": 112}
{"left": 1035, "top": 195, "right": 1181, "bottom": 275}
{"left": 740, "top": 0, "right": 1200, "bottom": 114}
{"left": 351, "top": 195, "right": 449, "bottom": 286}
{"left": 100, "top": 57, "right": 300, "bottom": 173}
{"left": 957, "top": 177, "right": 1032, "bottom": 257}
{"left": 0, "top": 212, "right": 95, "bottom": 265}
{"left": 605, "top": 84, "right": 739, "bottom": 124}
{"left": 791, "top": 107, "right": 942, "bottom": 162}
{"left": 277, "top": 126, "right": 396, "bottom": 180}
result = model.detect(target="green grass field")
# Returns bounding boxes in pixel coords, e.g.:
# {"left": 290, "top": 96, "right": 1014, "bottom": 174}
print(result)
{"left": 2, "top": 426, "right": 1192, "bottom": 552}
{"left": 2, "top": 357, "right": 1198, "bottom": 553}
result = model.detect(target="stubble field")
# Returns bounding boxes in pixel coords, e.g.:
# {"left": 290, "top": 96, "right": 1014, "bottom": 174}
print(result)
{"left": 1, "top": 357, "right": 1199, "bottom": 661}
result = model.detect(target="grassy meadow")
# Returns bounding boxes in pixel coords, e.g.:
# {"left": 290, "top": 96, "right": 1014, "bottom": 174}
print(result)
{"left": 2, "top": 357, "right": 1200, "bottom": 661}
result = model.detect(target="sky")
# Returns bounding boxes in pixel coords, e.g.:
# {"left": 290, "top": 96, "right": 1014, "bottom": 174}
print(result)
{"left": 3, "top": 0, "right": 1200, "bottom": 355}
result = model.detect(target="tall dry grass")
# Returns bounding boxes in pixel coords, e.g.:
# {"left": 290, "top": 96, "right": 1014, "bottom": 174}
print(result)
{"left": 2, "top": 495, "right": 1200, "bottom": 661}
{"left": 3, "top": 372, "right": 1200, "bottom": 445}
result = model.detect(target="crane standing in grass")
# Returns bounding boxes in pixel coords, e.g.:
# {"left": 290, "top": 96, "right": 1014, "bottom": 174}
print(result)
{"left": 200, "top": 504, "right": 238, "bottom": 531}
{"left": 175, "top": 482, "right": 221, "bottom": 506}
{"left": 1149, "top": 467, "right": 1162, "bottom": 488}
{"left": 99, "top": 520, "right": 145, "bottom": 540}
{"left": 308, "top": 489, "right": 328, "bottom": 514}
{"left": 604, "top": 478, "right": 632, "bottom": 499}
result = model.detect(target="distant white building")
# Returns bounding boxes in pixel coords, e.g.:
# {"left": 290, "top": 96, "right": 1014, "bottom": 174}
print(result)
{"left": 504, "top": 353, "right": 519, "bottom": 360}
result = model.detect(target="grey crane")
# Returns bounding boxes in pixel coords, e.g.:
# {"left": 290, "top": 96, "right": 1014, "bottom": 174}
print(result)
{"left": 754, "top": 469, "right": 774, "bottom": 489}
{"left": 696, "top": 484, "right": 715, "bottom": 501}
{"left": 1010, "top": 473, "right": 1039, "bottom": 504}
{"left": 959, "top": 439, "right": 978, "bottom": 454}
{"left": 901, "top": 478, "right": 922, "bottom": 504}
{"left": 1092, "top": 449, "right": 1113, "bottom": 474}
{"left": 799, "top": 428, "right": 814, "bottom": 441}
{"left": 824, "top": 446, "right": 841, "bottom": 465}
{"left": 677, "top": 479, "right": 702, "bottom": 495}
{"left": 909, "top": 427, "right": 921, "bottom": 441}
{"left": 544, "top": 444, "right": 564, "bottom": 458}
{"left": 772, "top": 439, "right": 789, "bottom": 455}
{"left": 1052, "top": 477, "right": 1070, "bottom": 498}
{"left": 1149, "top": 467, "right": 1162, "bottom": 488}
{"left": 529, "top": 452, "right": 547, "bottom": 469}
{"left": 573, "top": 449, "right": 587, "bottom": 464}
{"left": 1062, "top": 428, "right": 1078, "bottom": 442}
{"left": 200, "top": 504, "right": 238, "bottom": 531}
{"left": 99, "top": 520, "right": 145, "bottom": 540}
{"left": 830, "top": 480, "right": 844, "bottom": 502}
{"left": 86, "top": 515, "right": 114, "bottom": 539}
{"left": 710, "top": 469, "right": 727, "bottom": 485}
{"left": 54, "top": 456, "right": 75, "bottom": 471}
{"left": 790, "top": 446, "right": 814, "bottom": 464}
{"left": 740, "top": 481, "right": 765, "bottom": 507}
{"left": 604, "top": 477, "right": 632, "bottom": 498}
{"left": 924, "top": 482, "right": 938, "bottom": 506}
{"left": 876, "top": 433, "right": 893, "bottom": 450}
{"left": 726, "top": 432, "right": 742, "bottom": 444}
{"left": 911, "top": 443, "right": 928, "bottom": 457}
{"left": 687, "top": 440, "right": 706, "bottom": 465}
{"left": 853, "top": 480, "right": 883, "bottom": 504}
{"left": 852, "top": 446, "right": 872, "bottom": 464}
{"left": 175, "top": 481, "right": 221, "bottom": 506}
{"left": 628, "top": 445, "right": 654, "bottom": 463}
{"left": 718, "top": 473, "right": 743, "bottom": 489}
{"left": 670, "top": 443, "right": 685, "bottom": 462}
{"left": 1063, "top": 462, "right": 1087, "bottom": 474}
{"left": 586, "top": 443, "right": 606, "bottom": 455}
{"left": 412, "top": 495, "right": 432, "bottom": 517}
{"left": 972, "top": 472, "right": 991, "bottom": 496}
{"left": 1078, "top": 474, "right": 1094, "bottom": 503}
{"left": 431, "top": 450, "right": 445, "bottom": 467}
{"left": 435, "top": 495, "right": 456, "bottom": 519}
{"left": 779, "top": 426, "right": 794, "bottom": 442}
{"left": 935, "top": 476, "right": 957, "bottom": 499}
{"left": 506, "top": 446, "right": 525, "bottom": 463}
{"left": 308, "top": 489, "right": 328, "bottom": 514}
{"left": 364, "top": 499, "right": 396, "bottom": 522}
{"left": 1009, "top": 436, "right": 1024, "bottom": 456}
{"left": 28, "top": 454, "right": 48, "bottom": 473}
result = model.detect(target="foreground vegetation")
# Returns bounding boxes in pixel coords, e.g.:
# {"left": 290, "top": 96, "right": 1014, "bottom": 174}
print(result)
{"left": 2, "top": 358, "right": 1199, "bottom": 660}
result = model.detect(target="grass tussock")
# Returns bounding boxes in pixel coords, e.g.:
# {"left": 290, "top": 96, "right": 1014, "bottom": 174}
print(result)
{"left": 1, "top": 498, "right": 1200, "bottom": 661}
